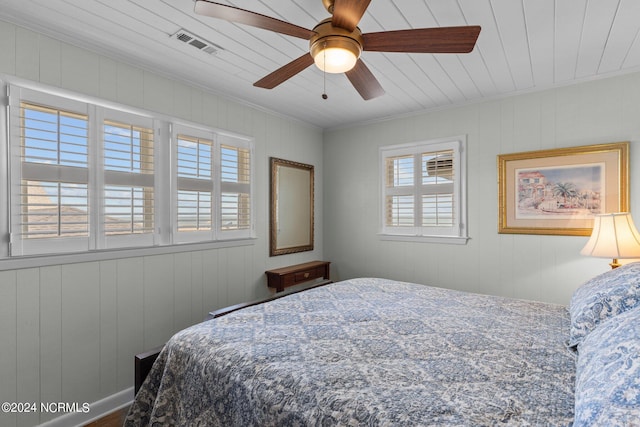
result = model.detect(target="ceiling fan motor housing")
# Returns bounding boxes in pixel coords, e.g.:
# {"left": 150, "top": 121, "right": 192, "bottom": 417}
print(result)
{"left": 309, "top": 18, "right": 363, "bottom": 72}
{"left": 322, "top": 0, "right": 335, "bottom": 14}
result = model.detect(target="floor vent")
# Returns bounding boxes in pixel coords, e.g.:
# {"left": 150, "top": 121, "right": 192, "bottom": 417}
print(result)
{"left": 171, "top": 29, "right": 222, "bottom": 55}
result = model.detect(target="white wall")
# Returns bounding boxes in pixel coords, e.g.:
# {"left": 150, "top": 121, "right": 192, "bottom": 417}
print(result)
{"left": 324, "top": 72, "right": 640, "bottom": 305}
{"left": 0, "top": 21, "right": 324, "bottom": 427}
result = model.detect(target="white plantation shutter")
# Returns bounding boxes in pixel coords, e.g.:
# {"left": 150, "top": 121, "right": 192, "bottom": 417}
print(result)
{"left": 102, "top": 110, "right": 156, "bottom": 248}
{"left": 6, "top": 82, "right": 255, "bottom": 258}
{"left": 172, "top": 127, "right": 253, "bottom": 243}
{"left": 20, "top": 181, "right": 89, "bottom": 237}
{"left": 173, "top": 125, "right": 215, "bottom": 243}
{"left": 385, "top": 154, "right": 415, "bottom": 228}
{"left": 380, "top": 137, "right": 467, "bottom": 243}
{"left": 177, "top": 135, "right": 212, "bottom": 231}
{"left": 9, "top": 88, "right": 91, "bottom": 255}
{"left": 177, "top": 190, "right": 212, "bottom": 231}
{"left": 421, "top": 150, "right": 455, "bottom": 228}
{"left": 219, "top": 136, "right": 252, "bottom": 238}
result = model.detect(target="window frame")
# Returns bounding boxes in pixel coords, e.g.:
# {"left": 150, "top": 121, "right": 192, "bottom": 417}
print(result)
{"left": 8, "top": 87, "right": 93, "bottom": 256}
{"left": 379, "top": 136, "right": 469, "bottom": 245}
{"left": 173, "top": 125, "right": 216, "bottom": 244}
{"left": 217, "top": 134, "right": 253, "bottom": 240}
{"left": 100, "top": 107, "right": 158, "bottom": 250}
{"left": 2, "top": 79, "right": 255, "bottom": 260}
{"left": 171, "top": 124, "right": 255, "bottom": 244}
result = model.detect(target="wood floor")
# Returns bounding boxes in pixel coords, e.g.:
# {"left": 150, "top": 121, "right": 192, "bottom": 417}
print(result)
{"left": 84, "top": 406, "right": 129, "bottom": 427}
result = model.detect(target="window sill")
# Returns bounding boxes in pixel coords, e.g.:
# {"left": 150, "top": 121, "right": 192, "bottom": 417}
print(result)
{"left": 0, "top": 238, "right": 256, "bottom": 271}
{"left": 378, "top": 233, "right": 469, "bottom": 245}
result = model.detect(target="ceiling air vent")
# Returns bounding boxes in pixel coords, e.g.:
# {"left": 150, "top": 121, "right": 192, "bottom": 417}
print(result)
{"left": 171, "top": 29, "right": 223, "bottom": 55}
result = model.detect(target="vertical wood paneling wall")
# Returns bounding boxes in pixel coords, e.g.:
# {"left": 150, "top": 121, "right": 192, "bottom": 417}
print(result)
{"left": 324, "top": 73, "right": 640, "bottom": 306}
{"left": 0, "top": 21, "right": 324, "bottom": 427}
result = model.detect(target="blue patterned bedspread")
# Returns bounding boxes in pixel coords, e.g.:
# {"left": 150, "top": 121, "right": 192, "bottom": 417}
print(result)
{"left": 125, "top": 278, "right": 575, "bottom": 426}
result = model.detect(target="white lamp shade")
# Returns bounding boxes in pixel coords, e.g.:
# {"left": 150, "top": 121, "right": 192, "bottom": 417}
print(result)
{"left": 581, "top": 213, "right": 640, "bottom": 259}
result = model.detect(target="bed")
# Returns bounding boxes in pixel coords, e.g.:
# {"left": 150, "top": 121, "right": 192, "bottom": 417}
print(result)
{"left": 125, "top": 266, "right": 640, "bottom": 426}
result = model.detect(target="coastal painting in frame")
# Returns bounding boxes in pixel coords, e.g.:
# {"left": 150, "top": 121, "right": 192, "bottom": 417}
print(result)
{"left": 498, "top": 142, "right": 629, "bottom": 236}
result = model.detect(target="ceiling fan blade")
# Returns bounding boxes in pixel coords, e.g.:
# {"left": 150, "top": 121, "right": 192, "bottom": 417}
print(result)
{"left": 254, "top": 53, "right": 315, "bottom": 89}
{"left": 332, "top": 0, "right": 371, "bottom": 32}
{"left": 363, "top": 26, "right": 481, "bottom": 53}
{"left": 194, "top": 1, "right": 316, "bottom": 40}
{"left": 345, "top": 59, "right": 385, "bottom": 100}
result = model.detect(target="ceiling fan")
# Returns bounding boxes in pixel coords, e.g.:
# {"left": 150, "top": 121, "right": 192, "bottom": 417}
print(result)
{"left": 194, "top": 0, "right": 481, "bottom": 100}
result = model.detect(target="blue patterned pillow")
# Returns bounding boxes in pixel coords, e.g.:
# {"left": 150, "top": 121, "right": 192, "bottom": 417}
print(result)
{"left": 569, "top": 262, "right": 640, "bottom": 348}
{"left": 574, "top": 307, "right": 640, "bottom": 426}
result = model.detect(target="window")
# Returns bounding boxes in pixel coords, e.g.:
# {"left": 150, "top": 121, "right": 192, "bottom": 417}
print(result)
{"left": 6, "top": 83, "right": 254, "bottom": 257}
{"left": 102, "top": 110, "right": 157, "bottom": 248}
{"left": 219, "top": 140, "right": 251, "bottom": 235}
{"left": 176, "top": 132, "right": 213, "bottom": 235}
{"left": 379, "top": 136, "right": 468, "bottom": 244}
{"left": 172, "top": 126, "right": 254, "bottom": 244}
{"left": 9, "top": 92, "right": 91, "bottom": 255}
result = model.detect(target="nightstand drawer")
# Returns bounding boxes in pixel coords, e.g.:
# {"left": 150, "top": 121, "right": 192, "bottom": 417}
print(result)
{"left": 294, "top": 267, "right": 322, "bottom": 283}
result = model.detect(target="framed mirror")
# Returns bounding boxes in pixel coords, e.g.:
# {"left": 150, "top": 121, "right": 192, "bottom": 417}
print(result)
{"left": 270, "top": 157, "right": 314, "bottom": 256}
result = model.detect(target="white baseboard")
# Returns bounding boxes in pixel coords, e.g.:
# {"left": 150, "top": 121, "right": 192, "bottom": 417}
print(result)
{"left": 36, "top": 387, "right": 134, "bottom": 427}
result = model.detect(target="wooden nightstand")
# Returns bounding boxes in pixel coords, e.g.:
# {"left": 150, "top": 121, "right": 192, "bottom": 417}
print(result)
{"left": 265, "top": 260, "right": 331, "bottom": 292}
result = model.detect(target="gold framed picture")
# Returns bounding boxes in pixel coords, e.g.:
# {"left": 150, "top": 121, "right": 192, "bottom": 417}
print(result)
{"left": 498, "top": 142, "right": 629, "bottom": 236}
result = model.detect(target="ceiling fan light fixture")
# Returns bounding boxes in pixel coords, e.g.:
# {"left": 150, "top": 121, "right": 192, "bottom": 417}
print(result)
{"left": 309, "top": 18, "right": 363, "bottom": 74}
{"left": 311, "top": 37, "right": 360, "bottom": 73}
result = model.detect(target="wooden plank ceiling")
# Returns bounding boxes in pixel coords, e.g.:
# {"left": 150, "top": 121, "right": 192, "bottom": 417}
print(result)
{"left": 1, "top": 0, "right": 640, "bottom": 129}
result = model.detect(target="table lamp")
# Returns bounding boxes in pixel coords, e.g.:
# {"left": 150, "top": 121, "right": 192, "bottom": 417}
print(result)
{"left": 581, "top": 212, "right": 640, "bottom": 269}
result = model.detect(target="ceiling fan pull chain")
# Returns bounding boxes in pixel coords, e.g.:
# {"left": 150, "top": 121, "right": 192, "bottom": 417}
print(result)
{"left": 322, "top": 42, "right": 328, "bottom": 99}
